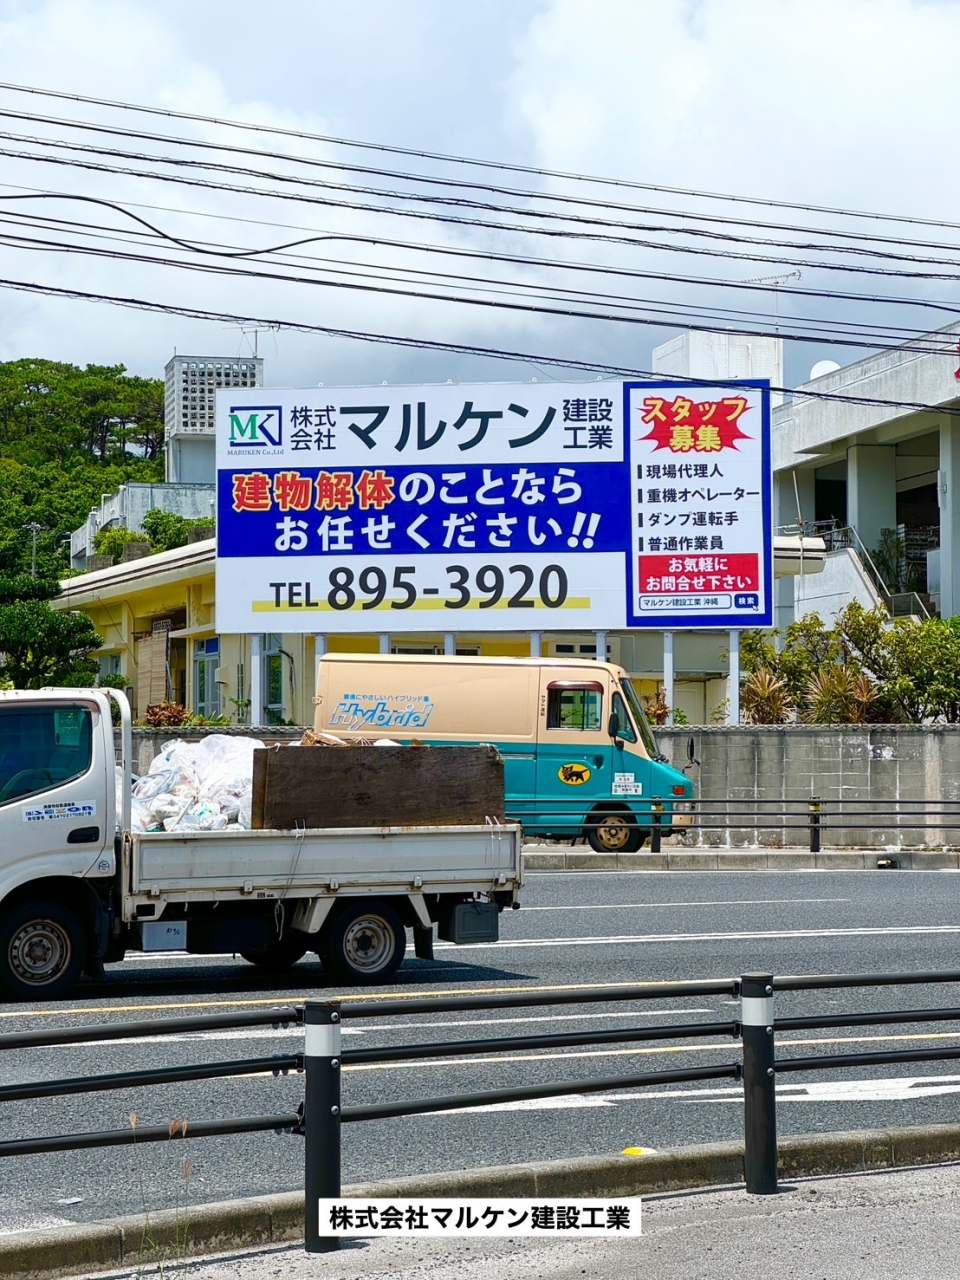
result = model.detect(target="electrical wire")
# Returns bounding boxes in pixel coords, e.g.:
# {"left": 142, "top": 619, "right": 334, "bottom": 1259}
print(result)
{"left": 1, "top": 104, "right": 959, "bottom": 261}
{"left": 4, "top": 222, "right": 960, "bottom": 359}
{"left": 5, "top": 142, "right": 960, "bottom": 288}
{"left": 1, "top": 272, "right": 958, "bottom": 419}
{"left": 6, "top": 128, "right": 960, "bottom": 275}
{"left": 2, "top": 79, "right": 958, "bottom": 236}
{"left": 0, "top": 203, "right": 951, "bottom": 350}
{"left": 3, "top": 178, "right": 957, "bottom": 323}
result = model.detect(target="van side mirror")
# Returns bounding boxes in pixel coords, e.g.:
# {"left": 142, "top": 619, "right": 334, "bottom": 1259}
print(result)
{"left": 685, "top": 735, "right": 701, "bottom": 770}
{"left": 608, "top": 712, "right": 620, "bottom": 739}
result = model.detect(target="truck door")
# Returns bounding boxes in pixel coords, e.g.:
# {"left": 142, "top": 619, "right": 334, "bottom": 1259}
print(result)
{"left": 0, "top": 700, "right": 111, "bottom": 888}
{"left": 533, "top": 679, "right": 611, "bottom": 841}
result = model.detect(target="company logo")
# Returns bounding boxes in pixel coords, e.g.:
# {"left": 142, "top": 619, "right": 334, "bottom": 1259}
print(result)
{"left": 558, "top": 763, "right": 591, "bottom": 786}
{"left": 228, "top": 406, "right": 283, "bottom": 449}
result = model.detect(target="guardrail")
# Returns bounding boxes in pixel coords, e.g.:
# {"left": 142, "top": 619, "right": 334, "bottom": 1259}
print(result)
{"left": 506, "top": 795, "right": 960, "bottom": 853}
{"left": 4, "top": 972, "right": 960, "bottom": 1253}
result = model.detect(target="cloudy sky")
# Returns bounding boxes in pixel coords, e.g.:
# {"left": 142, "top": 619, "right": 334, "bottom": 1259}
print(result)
{"left": 0, "top": 0, "right": 959, "bottom": 390}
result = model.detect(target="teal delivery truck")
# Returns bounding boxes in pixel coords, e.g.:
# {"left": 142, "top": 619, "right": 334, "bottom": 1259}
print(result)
{"left": 314, "top": 654, "right": 695, "bottom": 852}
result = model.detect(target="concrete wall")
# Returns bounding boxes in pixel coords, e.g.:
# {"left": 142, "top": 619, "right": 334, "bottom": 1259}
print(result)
{"left": 659, "top": 725, "right": 960, "bottom": 848}
{"left": 132, "top": 724, "right": 960, "bottom": 849}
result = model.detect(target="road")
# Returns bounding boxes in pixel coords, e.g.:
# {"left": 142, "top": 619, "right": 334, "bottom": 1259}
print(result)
{"left": 4, "top": 868, "right": 960, "bottom": 1233}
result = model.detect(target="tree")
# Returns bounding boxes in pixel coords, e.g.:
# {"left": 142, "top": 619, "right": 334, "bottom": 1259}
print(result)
{"left": 0, "top": 573, "right": 101, "bottom": 688}
{"left": 141, "top": 508, "right": 215, "bottom": 553}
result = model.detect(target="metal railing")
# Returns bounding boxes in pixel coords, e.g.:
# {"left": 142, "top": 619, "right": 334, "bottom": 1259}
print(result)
{"left": 504, "top": 795, "right": 960, "bottom": 852}
{"left": 777, "top": 519, "right": 932, "bottom": 619}
{"left": 4, "top": 971, "right": 960, "bottom": 1252}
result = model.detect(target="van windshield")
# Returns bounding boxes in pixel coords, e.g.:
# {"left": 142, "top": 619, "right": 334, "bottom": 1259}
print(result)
{"left": 619, "top": 678, "right": 663, "bottom": 760}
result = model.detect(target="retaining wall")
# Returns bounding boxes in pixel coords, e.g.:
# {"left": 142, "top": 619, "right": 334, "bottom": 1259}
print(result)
{"left": 131, "top": 724, "right": 960, "bottom": 849}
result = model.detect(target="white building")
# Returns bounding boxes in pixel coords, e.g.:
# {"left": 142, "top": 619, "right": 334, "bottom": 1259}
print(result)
{"left": 165, "top": 354, "right": 263, "bottom": 483}
{"left": 774, "top": 321, "right": 960, "bottom": 626}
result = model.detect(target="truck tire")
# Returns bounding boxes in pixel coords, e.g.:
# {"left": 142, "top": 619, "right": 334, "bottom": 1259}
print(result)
{"left": 0, "top": 899, "right": 86, "bottom": 1000}
{"left": 320, "top": 900, "right": 406, "bottom": 984}
{"left": 240, "top": 935, "right": 309, "bottom": 973}
{"left": 586, "top": 812, "right": 644, "bottom": 854}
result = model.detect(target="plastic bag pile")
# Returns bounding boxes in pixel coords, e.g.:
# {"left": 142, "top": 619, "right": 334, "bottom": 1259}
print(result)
{"left": 130, "top": 735, "right": 265, "bottom": 833}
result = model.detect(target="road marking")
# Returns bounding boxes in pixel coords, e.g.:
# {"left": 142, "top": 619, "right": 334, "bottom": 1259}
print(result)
{"left": 519, "top": 898, "right": 849, "bottom": 912}
{"left": 341, "top": 1029, "right": 960, "bottom": 1073}
{"left": 437, "top": 924, "right": 960, "bottom": 951}
{"left": 440, "top": 1073, "right": 960, "bottom": 1114}
{"left": 38, "top": 1009, "right": 719, "bottom": 1048}
{"left": 0, "top": 978, "right": 719, "bottom": 1020}
{"left": 0, "top": 1212, "right": 75, "bottom": 1235}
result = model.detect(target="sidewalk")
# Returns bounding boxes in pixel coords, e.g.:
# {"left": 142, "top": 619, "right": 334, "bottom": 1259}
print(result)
{"left": 521, "top": 844, "right": 955, "bottom": 870}
{"left": 83, "top": 1162, "right": 960, "bottom": 1280}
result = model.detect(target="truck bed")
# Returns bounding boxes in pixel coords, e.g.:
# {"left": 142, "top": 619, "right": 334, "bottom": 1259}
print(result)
{"left": 125, "top": 822, "right": 523, "bottom": 900}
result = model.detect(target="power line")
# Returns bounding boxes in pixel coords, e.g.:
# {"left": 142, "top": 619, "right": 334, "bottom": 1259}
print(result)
{"left": 5, "top": 142, "right": 960, "bottom": 287}
{"left": 0, "top": 202, "right": 950, "bottom": 350}
{"left": 6, "top": 128, "right": 960, "bottom": 274}
{"left": 5, "top": 222, "right": 960, "bottom": 359}
{"left": 1, "top": 104, "right": 959, "bottom": 262}
{"left": 1, "top": 272, "right": 958, "bottom": 418}
{"left": 0, "top": 179, "right": 954, "bottom": 322}
{"left": 1, "top": 79, "right": 957, "bottom": 236}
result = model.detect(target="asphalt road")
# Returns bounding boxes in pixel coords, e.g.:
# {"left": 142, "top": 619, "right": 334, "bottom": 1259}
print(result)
{"left": 5, "top": 868, "right": 960, "bottom": 1233}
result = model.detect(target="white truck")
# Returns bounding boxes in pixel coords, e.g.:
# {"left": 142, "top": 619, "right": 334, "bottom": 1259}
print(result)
{"left": 0, "top": 687, "right": 523, "bottom": 1001}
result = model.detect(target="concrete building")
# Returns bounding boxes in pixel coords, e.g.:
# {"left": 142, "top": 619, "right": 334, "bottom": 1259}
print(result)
{"left": 164, "top": 354, "right": 263, "bottom": 483}
{"left": 773, "top": 320, "right": 960, "bottom": 626}
{"left": 69, "top": 481, "right": 215, "bottom": 570}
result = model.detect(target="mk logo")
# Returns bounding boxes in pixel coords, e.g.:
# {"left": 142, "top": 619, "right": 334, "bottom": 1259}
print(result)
{"left": 228, "top": 406, "right": 283, "bottom": 448}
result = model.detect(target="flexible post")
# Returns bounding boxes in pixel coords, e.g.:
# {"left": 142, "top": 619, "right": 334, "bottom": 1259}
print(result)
{"left": 809, "top": 797, "right": 821, "bottom": 854}
{"left": 741, "top": 973, "right": 778, "bottom": 1194}
{"left": 304, "top": 1001, "right": 342, "bottom": 1253}
{"left": 650, "top": 799, "right": 663, "bottom": 854}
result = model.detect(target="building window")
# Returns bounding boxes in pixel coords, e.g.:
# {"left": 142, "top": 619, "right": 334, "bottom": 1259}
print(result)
{"left": 263, "top": 633, "right": 285, "bottom": 724}
{"left": 193, "top": 637, "right": 221, "bottom": 719}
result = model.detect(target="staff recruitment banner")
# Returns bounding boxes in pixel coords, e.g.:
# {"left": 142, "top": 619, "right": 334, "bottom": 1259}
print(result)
{"left": 215, "top": 379, "right": 771, "bottom": 634}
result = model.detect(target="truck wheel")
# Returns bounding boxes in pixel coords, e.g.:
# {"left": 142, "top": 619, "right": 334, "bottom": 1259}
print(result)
{"left": 240, "top": 935, "right": 309, "bottom": 973}
{"left": 320, "top": 901, "right": 406, "bottom": 984}
{"left": 0, "top": 899, "right": 86, "bottom": 1000}
{"left": 586, "top": 813, "right": 644, "bottom": 854}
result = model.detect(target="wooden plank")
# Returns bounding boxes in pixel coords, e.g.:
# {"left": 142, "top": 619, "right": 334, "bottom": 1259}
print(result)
{"left": 251, "top": 746, "right": 504, "bottom": 831}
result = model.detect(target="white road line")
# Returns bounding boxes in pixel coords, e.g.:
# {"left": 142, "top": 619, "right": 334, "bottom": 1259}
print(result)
{"left": 520, "top": 898, "right": 849, "bottom": 911}
{"left": 33, "top": 1009, "right": 719, "bottom": 1049}
{"left": 436, "top": 924, "right": 960, "bottom": 951}
{"left": 413, "top": 1073, "right": 960, "bottom": 1115}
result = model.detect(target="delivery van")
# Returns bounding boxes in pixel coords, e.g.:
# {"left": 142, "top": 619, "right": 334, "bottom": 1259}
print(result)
{"left": 314, "top": 654, "right": 694, "bottom": 852}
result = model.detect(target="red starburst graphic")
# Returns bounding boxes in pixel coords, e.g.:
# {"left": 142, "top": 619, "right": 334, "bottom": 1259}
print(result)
{"left": 637, "top": 395, "right": 752, "bottom": 453}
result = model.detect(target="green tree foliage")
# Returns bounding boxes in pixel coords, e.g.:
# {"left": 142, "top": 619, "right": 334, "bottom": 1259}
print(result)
{"left": 141, "top": 508, "right": 215, "bottom": 552}
{"left": 92, "top": 526, "right": 149, "bottom": 561}
{"left": 0, "top": 360, "right": 164, "bottom": 579}
{"left": 0, "top": 573, "right": 102, "bottom": 688}
{"left": 742, "top": 602, "right": 960, "bottom": 724}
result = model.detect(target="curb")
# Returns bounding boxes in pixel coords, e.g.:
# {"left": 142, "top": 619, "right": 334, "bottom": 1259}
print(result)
{"left": 522, "top": 848, "right": 960, "bottom": 870}
{"left": 5, "top": 1123, "right": 960, "bottom": 1278}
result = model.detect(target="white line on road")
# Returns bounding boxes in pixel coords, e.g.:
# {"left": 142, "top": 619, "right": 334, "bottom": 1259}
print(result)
{"left": 411, "top": 1073, "right": 960, "bottom": 1115}
{"left": 437, "top": 924, "right": 960, "bottom": 950}
{"left": 35, "top": 1009, "right": 719, "bottom": 1049}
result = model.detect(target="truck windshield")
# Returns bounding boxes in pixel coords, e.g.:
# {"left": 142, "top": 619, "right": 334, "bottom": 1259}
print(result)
{"left": 0, "top": 705, "right": 93, "bottom": 805}
{"left": 619, "top": 678, "right": 663, "bottom": 760}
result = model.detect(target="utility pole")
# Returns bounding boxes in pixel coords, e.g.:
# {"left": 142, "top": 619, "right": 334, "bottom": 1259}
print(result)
{"left": 24, "top": 523, "right": 44, "bottom": 579}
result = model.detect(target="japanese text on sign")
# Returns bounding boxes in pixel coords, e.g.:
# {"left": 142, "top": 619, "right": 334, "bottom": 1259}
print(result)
{"left": 315, "top": 1198, "right": 642, "bottom": 1237}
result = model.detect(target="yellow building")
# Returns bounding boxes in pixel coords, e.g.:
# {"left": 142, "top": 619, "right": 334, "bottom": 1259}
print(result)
{"left": 56, "top": 536, "right": 823, "bottom": 725}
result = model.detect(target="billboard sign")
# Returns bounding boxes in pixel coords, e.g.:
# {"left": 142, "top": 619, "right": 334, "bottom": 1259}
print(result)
{"left": 215, "top": 380, "right": 770, "bottom": 634}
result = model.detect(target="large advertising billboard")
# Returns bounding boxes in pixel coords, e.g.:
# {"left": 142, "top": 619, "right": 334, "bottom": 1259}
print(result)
{"left": 215, "top": 380, "right": 771, "bottom": 633}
